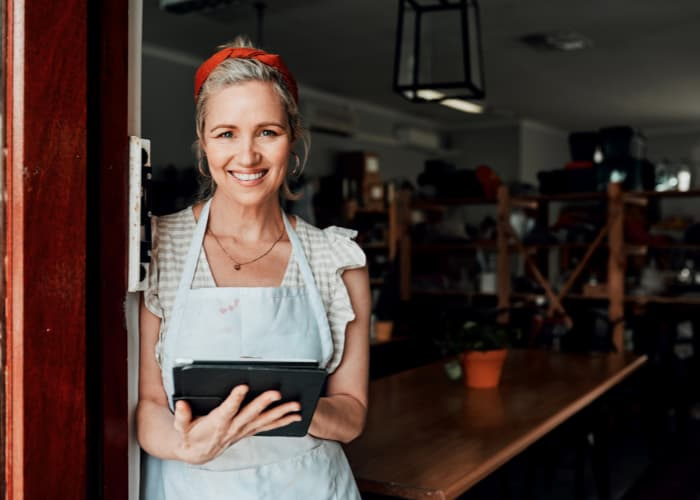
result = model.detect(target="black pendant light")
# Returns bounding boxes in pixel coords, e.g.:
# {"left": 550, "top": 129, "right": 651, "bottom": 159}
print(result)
{"left": 393, "top": 0, "right": 485, "bottom": 104}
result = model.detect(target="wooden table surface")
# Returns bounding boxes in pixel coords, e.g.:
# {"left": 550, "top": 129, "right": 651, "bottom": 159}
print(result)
{"left": 344, "top": 349, "right": 647, "bottom": 500}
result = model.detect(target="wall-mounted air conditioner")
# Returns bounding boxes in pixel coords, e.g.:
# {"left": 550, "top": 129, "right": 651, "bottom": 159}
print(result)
{"left": 302, "top": 101, "right": 359, "bottom": 137}
{"left": 394, "top": 125, "right": 445, "bottom": 151}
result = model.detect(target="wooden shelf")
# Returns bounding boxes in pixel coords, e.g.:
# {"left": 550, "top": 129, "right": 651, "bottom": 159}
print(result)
{"left": 411, "top": 189, "right": 700, "bottom": 210}
{"left": 625, "top": 294, "right": 700, "bottom": 305}
{"left": 627, "top": 243, "right": 700, "bottom": 250}
{"left": 623, "top": 188, "right": 700, "bottom": 199}
{"left": 370, "top": 335, "right": 409, "bottom": 347}
{"left": 411, "top": 197, "right": 498, "bottom": 209}
{"left": 361, "top": 242, "right": 389, "bottom": 250}
{"left": 355, "top": 207, "right": 388, "bottom": 215}
{"left": 411, "top": 289, "right": 497, "bottom": 298}
{"left": 512, "top": 188, "right": 700, "bottom": 204}
{"left": 514, "top": 192, "right": 606, "bottom": 202}
{"left": 413, "top": 241, "right": 497, "bottom": 252}
{"left": 510, "top": 292, "right": 700, "bottom": 306}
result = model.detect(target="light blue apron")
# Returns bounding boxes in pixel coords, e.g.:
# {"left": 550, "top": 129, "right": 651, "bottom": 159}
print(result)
{"left": 143, "top": 199, "right": 361, "bottom": 500}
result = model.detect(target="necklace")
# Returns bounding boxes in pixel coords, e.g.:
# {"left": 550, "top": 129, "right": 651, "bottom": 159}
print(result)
{"left": 208, "top": 225, "right": 285, "bottom": 271}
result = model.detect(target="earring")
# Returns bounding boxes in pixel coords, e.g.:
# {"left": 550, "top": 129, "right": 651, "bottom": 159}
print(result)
{"left": 290, "top": 152, "right": 301, "bottom": 176}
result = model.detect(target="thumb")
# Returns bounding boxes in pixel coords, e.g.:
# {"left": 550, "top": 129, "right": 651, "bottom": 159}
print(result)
{"left": 173, "top": 400, "right": 193, "bottom": 434}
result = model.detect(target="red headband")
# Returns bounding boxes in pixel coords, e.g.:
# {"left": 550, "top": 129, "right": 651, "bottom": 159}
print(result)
{"left": 194, "top": 47, "right": 299, "bottom": 103}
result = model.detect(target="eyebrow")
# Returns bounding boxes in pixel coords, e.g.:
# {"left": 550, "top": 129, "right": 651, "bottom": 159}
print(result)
{"left": 208, "top": 121, "right": 287, "bottom": 133}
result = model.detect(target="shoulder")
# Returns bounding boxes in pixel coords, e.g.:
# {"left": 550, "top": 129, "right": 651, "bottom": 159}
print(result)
{"left": 293, "top": 216, "right": 366, "bottom": 272}
{"left": 155, "top": 206, "right": 196, "bottom": 234}
{"left": 153, "top": 206, "right": 197, "bottom": 246}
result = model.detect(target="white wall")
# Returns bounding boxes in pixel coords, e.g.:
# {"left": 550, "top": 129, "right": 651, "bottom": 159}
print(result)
{"left": 451, "top": 124, "right": 521, "bottom": 182}
{"left": 519, "top": 120, "right": 569, "bottom": 186}
{"left": 142, "top": 52, "right": 198, "bottom": 167}
{"left": 646, "top": 128, "right": 700, "bottom": 165}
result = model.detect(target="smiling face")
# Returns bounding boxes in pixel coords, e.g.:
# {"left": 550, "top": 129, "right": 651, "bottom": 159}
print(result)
{"left": 200, "top": 80, "right": 293, "bottom": 208}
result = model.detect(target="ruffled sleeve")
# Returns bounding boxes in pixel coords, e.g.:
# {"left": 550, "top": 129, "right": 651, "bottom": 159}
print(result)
{"left": 322, "top": 226, "right": 367, "bottom": 373}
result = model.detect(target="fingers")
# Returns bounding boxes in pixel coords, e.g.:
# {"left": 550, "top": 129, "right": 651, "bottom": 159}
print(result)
{"left": 253, "top": 413, "right": 303, "bottom": 435}
{"left": 232, "top": 390, "right": 282, "bottom": 424}
{"left": 210, "top": 385, "right": 249, "bottom": 419}
{"left": 173, "top": 400, "right": 193, "bottom": 435}
{"left": 238, "top": 400, "right": 302, "bottom": 436}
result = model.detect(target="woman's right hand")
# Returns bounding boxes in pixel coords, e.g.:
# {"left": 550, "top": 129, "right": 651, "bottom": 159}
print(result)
{"left": 172, "top": 385, "right": 302, "bottom": 465}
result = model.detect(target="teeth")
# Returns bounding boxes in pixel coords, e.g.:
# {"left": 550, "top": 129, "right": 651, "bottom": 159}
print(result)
{"left": 232, "top": 171, "right": 265, "bottom": 181}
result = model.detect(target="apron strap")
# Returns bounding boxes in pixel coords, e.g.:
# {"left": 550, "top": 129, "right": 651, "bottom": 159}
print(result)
{"left": 170, "top": 199, "right": 212, "bottom": 328}
{"left": 282, "top": 213, "right": 334, "bottom": 367}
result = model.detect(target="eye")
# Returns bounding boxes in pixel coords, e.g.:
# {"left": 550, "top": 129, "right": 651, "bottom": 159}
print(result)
{"left": 217, "top": 131, "right": 234, "bottom": 139}
{"left": 260, "top": 129, "right": 279, "bottom": 137}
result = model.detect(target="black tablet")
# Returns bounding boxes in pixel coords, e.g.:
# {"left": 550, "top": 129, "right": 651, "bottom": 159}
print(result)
{"left": 172, "top": 359, "right": 326, "bottom": 437}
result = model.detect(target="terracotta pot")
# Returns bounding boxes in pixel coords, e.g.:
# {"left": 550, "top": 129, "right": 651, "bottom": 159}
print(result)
{"left": 374, "top": 320, "right": 394, "bottom": 342}
{"left": 462, "top": 349, "right": 508, "bottom": 389}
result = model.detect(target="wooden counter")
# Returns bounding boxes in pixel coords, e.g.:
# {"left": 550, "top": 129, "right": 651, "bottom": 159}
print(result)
{"left": 344, "top": 349, "right": 647, "bottom": 499}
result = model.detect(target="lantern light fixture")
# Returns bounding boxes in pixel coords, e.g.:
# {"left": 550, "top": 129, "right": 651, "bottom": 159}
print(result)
{"left": 393, "top": 0, "right": 486, "bottom": 105}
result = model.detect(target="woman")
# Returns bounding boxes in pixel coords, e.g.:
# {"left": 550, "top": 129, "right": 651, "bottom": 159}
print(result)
{"left": 137, "top": 37, "right": 369, "bottom": 499}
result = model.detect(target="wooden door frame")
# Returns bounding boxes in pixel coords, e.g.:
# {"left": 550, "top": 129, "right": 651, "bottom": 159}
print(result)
{"left": 3, "top": 1, "right": 130, "bottom": 498}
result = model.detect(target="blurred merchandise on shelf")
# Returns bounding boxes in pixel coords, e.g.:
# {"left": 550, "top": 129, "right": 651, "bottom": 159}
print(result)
{"left": 537, "top": 126, "right": 655, "bottom": 194}
{"left": 598, "top": 126, "right": 646, "bottom": 160}
{"left": 475, "top": 165, "right": 502, "bottom": 199}
{"left": 507, "top": 181, "right": 539, "bottom": 197}
{"left": 568, "top": 130, "right": 598, "bottom": 163}
{"left": 323, "top": 151, "right": 401, "bottom": 325}
{"left": 416, "top": 159, "right": 484, "bottom": 199}
{"left": 655, "top": 157, "right": 694, "bottom": 192}
{"left": 336, "top": 151, "right": 384, "bottom": 210}
{"left": 509, "top": 209, "right": 535, "bottom": 239}
{"left": 550, "top": 204, "right": 604, "bottom": 243}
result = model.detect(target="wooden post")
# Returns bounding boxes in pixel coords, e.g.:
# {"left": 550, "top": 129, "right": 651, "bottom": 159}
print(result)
{"left": 5, "top": 0, "right": 90, "bottom": 497}
{"left": 398, "top": 188, "right": 412, "bottom": 301}
{"left": 387, "top": 183, "right": 397, "bottom": 260}
{"left": 496, "top": 185, "right": 511, "bottom": 324}
{"left": 607, "top": 182, "right": 625, "bottom": 351}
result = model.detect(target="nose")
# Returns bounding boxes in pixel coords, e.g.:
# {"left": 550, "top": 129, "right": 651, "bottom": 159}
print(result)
{"left": 236, "top": 136, "right": 260, "bottom": 167}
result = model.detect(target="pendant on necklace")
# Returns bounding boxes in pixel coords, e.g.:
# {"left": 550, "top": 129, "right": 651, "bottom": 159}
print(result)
{"left": 234, "top": 264, "right": 241, "bottom": 271}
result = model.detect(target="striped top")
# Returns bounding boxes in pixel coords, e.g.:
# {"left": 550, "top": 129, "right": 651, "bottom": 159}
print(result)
{"left": 144, "top": 206, "right": 367, "bottom": 373}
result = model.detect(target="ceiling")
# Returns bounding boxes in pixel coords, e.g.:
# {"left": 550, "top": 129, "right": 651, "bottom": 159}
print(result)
{"left": 144, "top": 0, "right": 700, "bottom": 132}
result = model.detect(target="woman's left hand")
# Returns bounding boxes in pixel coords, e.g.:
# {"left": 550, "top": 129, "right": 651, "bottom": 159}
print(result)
{"left": 172, "top": 386, "right": 303, "bottom": 464}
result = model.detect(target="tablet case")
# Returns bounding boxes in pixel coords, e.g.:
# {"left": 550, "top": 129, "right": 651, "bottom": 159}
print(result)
{"left": 172, "top": 360, "right": 326, "bottom": 437}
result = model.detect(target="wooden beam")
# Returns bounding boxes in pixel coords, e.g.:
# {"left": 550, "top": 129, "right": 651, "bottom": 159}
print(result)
{"left": 398, "top": 188, "right": 413, "bottom": 301}
{"left": 91, "top": 0, "right": 130, "bottom": 498}
{"left": 4, "top": 0, "right": 89, "bottom": 497}
{"left": 507, "top": 227, "right": 573, "bottom": 329}
{"left": 546, "top": 218, "right": 612, "bottom": 317}
{"left": 496, "top": 185, "right": 511, "bottom": 324}
{"left": 607, "top": 183, "right": 625, "bottom": 351}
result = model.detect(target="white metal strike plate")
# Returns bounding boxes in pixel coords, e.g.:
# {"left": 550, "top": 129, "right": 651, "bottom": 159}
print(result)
{"left": 128, "top": 136, "right": 152, "bottom": 292}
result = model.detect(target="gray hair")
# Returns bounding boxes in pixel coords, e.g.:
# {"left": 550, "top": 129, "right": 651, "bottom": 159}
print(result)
{"left": 194, "top": 37, "right": 309, "bottom": 200}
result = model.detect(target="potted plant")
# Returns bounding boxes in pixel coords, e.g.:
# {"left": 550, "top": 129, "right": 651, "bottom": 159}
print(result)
{"left": 438, "top": 320, "right": 516, "bottom": 389}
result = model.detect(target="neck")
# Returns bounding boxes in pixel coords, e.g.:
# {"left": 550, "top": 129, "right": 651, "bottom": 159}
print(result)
{"left": 208, "top": 192, "right": 284, "bottom": 242}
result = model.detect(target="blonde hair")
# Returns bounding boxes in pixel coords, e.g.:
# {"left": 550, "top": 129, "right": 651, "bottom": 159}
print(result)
{"left": 194, "top": 36, "right": 309, "bottom": 200}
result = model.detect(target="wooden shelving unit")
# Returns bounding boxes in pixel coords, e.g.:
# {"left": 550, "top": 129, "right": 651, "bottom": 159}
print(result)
{"left": 399, "top": 183, "right": 700, "bottom": 351}
{"left": 344, "top": 183, "right": 399, "bottom": 278}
